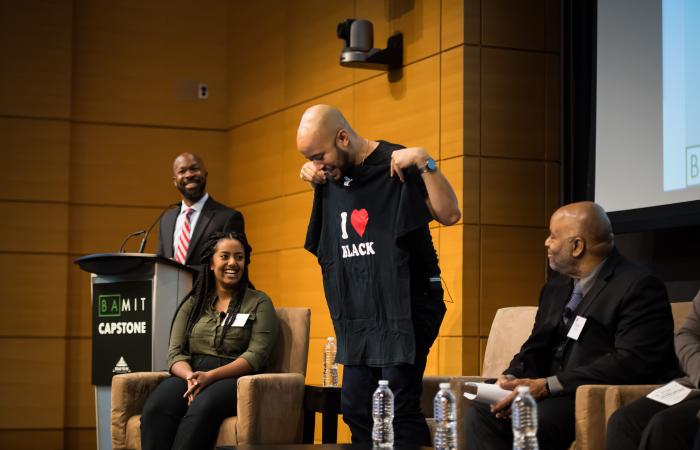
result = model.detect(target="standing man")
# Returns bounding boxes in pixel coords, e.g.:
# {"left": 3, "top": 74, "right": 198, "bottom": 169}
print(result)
{"left": 464, "top": 201, "right": 680, "bottom": 450}
{"left": 298, "top": 104, "right": 461, "bottom": 445}
{"left": 158, "top": 152, "right": 244, "bottom": 266}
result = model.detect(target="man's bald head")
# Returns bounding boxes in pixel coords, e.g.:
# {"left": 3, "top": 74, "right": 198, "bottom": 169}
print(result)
{"left": 553, "top": 201, "right": 614, "bottom": 257}
{"left": 546, "top": 201, "right": 614, "bottom": 277}
{"left": 297, "top": 104, "right": 353, "bottom": 152}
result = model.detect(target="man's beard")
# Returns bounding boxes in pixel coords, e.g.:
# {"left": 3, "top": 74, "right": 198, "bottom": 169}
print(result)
{"left": 177, "top": 178, "right": 207, "bottom": 202}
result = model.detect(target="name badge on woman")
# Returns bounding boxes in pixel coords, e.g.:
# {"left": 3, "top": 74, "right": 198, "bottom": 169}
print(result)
{"left": 232, "top": 313, "right": 250, "bottom": 327}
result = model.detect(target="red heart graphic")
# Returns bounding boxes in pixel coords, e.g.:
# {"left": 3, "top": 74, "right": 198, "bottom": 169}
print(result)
{"left": 350, "top": 209, "right": 369, "bottom": 237}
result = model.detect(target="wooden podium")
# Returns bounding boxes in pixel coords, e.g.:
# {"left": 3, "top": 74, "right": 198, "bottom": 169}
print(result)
{"left": 75, "top": 253, "right": 195, "bottom": 450}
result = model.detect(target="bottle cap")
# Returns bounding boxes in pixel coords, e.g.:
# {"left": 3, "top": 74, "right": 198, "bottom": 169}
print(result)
{"left": 439, "top": 382, "right": 450, "bottom": 389}
{"left": 516, "top": 385, "right": 530, "bottom": 393}
{"left": 378, "top": 380, "right": 389, "bottom": 386}
{"left": 327, "top": 336, "right": 334, "bottom": 342}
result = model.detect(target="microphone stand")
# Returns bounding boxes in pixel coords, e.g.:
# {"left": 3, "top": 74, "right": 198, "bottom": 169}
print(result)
{"left": 138, "top": 202, "right": 180, "bottom": 253}
{"left": 118, "top": 230, "right": 145, "bottom": 253}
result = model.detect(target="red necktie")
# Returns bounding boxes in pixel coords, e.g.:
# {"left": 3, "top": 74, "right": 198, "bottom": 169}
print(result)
{"left": 175, "top": 208, "right": 194, "bottom": 264}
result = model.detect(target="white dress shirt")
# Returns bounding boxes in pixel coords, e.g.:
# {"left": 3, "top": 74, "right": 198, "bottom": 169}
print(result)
{"left": 172, "top": 193, "right": 209, "bottom": 255}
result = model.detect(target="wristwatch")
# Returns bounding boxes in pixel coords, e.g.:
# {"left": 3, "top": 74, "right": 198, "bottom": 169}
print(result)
{"left": 419, "top": 157, "right": 437, "bottom": 174}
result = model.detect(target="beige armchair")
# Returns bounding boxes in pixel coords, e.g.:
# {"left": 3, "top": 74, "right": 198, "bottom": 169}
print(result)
{"left": 111, "top": 307, "right": 311, "bottom": 450}
{"left": 573, "top": 300, "right": 692, "bottom": 450}
{"left": 422, "top": 303, "right": 691, "bottom": 450}
{"left": 422, "top": 307, "right": 538, "bottom": 450}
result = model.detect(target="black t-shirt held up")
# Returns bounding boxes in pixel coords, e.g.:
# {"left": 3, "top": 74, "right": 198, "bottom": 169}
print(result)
{"left": 305, "top": 140, "right": 442, "bottom": 367}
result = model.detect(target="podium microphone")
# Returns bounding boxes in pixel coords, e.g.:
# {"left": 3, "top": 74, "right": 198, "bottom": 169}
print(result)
{"left": 118, "top": 230, "right": 146, "bottom": 253}
{"left": 138, "top": 202, "right": 180, "bottom": 253}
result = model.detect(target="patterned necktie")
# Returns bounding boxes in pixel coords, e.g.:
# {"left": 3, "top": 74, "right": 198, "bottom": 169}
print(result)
{"left": 175, "top": 208, "right": 194, "bottom": 264}
{"left": 563, "top": 283, "right": 584, "bottom": 325}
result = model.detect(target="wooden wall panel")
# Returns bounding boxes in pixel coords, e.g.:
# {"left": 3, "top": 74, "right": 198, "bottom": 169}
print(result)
{"left": 546, "top": 54, "right": 561, "bottom": 162}
{"left": 284, "top": 0, "right": 354, "bottom": 107}
{"left": 236, "top": 198, "right": 284, "bottom": 254}
{"left": 438, "top": 337, "right": 479, "bottom": 375}
{"left": 441, "top": 0, "right": 464, "bottom": 49}
{"left": 248, "top": 251, "right": 281, "bottom": 306}
{"left": 64, "top": 338, "right": 94, "bottom": 428}
{"left": 70, "top": 124, "right": 228, "bottom": 207}
{"left": 1, "top": 118, "right": 70, "bottom": 202}
{"left": 481, "top": 159, "right": 545, "bottom": 227}
{"left": 354, "top": 56, "right": 440, "bottom": 153}
{"left": 0, "top": 201, "right": 68, "bottom": 253}
{"left": 228, "top": 2, "right": 286, "bottom": 127}
{"left": 440, "top": 47, "right": 464, "bottom": 159}
{"left": 64, "top": 428, "right": 98, "bottom": 450}
{"left": 482, "top": 0, "right": 545, "bottom": 50}
{"left": 545, "top": 0, "right": 561, "bottom": 53}
{"left": 439, "top": 225, "right": 463, "bottom": 337}
{"left": 72, "top": 0, "right": 228, "bottom": 128}
{"left": 546, "top": 162, "right": 560, "bottom": 224}
{"left": 0, "top": 430, "right": 63, "bottom": 450}
{"left": 480, "top": 226, "right": 547, "bottom": 335}
{"left": 463, "top": 225, "right": 481, "bottom": 336}
{"left": 68, "top": 205, "right": 162, "bottom": 255}
{"left": 0, "top": 338, "right": 65, "bottom": 428}
{"left": 279, "top": 191, "right": 314, "bottom": 250}
{"left": 482, "top": 48, "right": 545, "bottom": 159}
{"left": 67, "top": 259, "right": 92, "bottom": 338}
{"left": 278, "top": 249, "right": 331, "bottom": 339}
{"left": 442, "top": 46, "right": 482, "bottom": 159}
{"left": 229, "top": 113, "right": 284, "bottom": 205}
{"left": 0, "top": 0, "right": 72, "bottom": 118}
{"left": 0, "top": 254, "right": 68, "bottom": 337}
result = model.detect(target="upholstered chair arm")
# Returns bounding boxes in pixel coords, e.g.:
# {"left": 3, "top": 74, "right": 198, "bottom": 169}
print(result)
{"left": 235, "top": 372, "right": 306, "bottom": 444}
{"left": 574, "top": 384, "right": 660, "bottom": 450}
{"left": 111, "top": 372, "right": 170, "bottom": 450}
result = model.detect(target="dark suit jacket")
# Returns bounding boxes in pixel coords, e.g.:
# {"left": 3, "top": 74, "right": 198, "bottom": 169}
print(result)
{"left": 504, "top": 248, "right": 680, "bottom": 395}
{"left": 157, "top": 196, "right": 244, "bottom": 266}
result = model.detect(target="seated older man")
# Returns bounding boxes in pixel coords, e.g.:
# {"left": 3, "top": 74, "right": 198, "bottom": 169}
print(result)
{"left": 464, "top": 201, "right": 680, "bottom": 450}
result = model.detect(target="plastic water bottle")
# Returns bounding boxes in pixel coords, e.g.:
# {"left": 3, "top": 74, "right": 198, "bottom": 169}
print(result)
{"left": 372, "top": 380, "right": 394, "bottom": 448}
{"left": 433, "top": 382, "right": 457, "bottom": 450}
{"left": 322, "top": 336, "right": 338, "bottom": 387}
{"left": 512, "top": 386, "right": 539, "bottom": 450}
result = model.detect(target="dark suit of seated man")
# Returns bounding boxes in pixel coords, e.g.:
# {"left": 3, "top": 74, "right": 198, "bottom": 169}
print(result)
{"left": 157, "top": 152, "right": 244, "bottom": 267}
{"left": 464, "top": 201, "right": 680, "bottom": 450}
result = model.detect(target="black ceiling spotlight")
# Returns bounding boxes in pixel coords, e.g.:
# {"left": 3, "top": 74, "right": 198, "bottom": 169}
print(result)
{"left": 337, "top": 19, "right": 403, "bottom": 71}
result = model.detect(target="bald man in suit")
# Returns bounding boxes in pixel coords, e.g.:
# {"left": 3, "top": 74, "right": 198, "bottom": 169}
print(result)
{"left": 157, "top": 153, "right": 244, "bottom": 266}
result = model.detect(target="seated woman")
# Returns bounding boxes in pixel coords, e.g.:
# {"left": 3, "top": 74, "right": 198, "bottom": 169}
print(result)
{"left": 140, "top": 231, "right": 279, "bottom": 450}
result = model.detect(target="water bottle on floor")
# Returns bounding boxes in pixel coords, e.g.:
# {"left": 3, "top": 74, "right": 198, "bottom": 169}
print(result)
{"left": 433, "top": 382, "right": 457, "bottom": 450}
{"left": 322, "top": 336, "right": 338, "bottom": 387}
{"left": 372, "top": 380, "right": 394, "bottom": 448}
{"left": 512, "top": 385, "right": 539, "bottom": 450}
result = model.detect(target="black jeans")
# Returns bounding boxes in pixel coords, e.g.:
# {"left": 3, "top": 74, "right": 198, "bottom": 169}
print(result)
{"left": 606, "top": 395, "right": 700, "bottom": 450}
{"left": 341, "top": 287, "right": 445, "bottom": 446}
{"left": 140, "top": 355, "right": 237, "bottom": 450}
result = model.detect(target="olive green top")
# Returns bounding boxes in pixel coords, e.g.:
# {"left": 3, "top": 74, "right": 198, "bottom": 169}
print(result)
{"left": 167, "top": 288, "right": 279, "bottom": 373}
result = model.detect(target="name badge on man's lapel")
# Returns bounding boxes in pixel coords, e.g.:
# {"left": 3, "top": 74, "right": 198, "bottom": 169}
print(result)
{"left": 567, "top": 316, "right": 587, "bottom": 340}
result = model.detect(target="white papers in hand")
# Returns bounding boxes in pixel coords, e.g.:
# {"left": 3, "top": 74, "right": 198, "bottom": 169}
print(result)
{"left": 646, "top": 381, "right": 692, "bottom": 406}
{"left": 463, "top": 382, "right": 512, "bottom": 405}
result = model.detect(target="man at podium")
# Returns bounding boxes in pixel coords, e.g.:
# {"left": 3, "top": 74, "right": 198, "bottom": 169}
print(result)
{"left": 158, "top": 152, "right": 244, "bottom": 267}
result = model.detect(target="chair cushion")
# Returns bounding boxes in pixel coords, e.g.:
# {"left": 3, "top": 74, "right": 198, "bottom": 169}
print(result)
{"left": 125, "top": 414, "right": 238, "bottom": 449}
{"left": 126, "top": 415, "right": 142, "bottom": 450}
{"left": 481, "top": 307, "right": 538, "bottom": 378}
{"left": 216, "top": 416, "right": 238, "bottom": 445}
